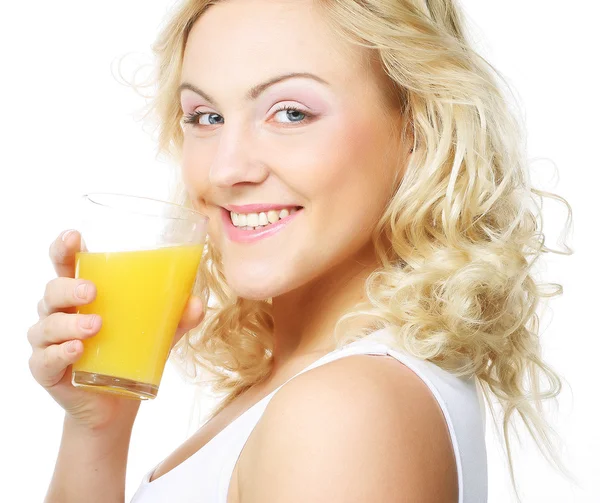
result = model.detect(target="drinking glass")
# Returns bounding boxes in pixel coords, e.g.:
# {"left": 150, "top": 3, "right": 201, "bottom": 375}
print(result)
{"left": 71, "top": 193, "right": 208, "bottom": 400}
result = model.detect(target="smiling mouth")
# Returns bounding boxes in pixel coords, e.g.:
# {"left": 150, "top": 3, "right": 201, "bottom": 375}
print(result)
{"left": 229, "top": 206, "right": 302, "bottom": 231}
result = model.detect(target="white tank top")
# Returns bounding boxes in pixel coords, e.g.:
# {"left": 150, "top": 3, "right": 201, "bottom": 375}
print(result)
{"left": 131, "top": 328, "right": 488, "bottom": 502}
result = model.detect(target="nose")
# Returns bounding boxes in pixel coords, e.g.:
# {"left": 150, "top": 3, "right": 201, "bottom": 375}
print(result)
{"left": 208, "top": 122, "right": 268, "bottom": 188}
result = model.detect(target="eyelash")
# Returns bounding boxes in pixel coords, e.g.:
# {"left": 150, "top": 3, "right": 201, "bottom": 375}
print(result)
{"left": 181, "top": 105, "right": 313, "bottom": 128}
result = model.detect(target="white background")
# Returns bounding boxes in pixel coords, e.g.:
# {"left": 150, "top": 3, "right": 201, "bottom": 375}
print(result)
{"left": 1, "top": 1, "right": 598, "bottom": 501}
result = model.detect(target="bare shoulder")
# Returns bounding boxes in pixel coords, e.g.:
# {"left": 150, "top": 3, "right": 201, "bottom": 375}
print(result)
{"left": 238, "top": 354, "right": 459, "bottom": 503}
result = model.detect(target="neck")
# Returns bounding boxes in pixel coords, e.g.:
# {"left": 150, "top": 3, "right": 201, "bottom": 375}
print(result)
{"left": 270, "top": 243, "right": 379, "bottom": 374}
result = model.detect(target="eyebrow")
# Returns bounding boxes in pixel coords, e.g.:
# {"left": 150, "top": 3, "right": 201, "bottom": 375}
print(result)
{"left": 178, "top": 72, "right": 329, "bottom": 104}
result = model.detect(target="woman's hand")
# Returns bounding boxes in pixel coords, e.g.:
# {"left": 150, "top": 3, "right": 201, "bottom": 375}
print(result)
{"left": 27, "top": 229, "right": 205, "bottom": 432}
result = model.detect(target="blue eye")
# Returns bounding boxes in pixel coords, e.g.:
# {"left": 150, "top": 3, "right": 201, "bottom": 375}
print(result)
{"left": 182, "top": 111, "right": 223, "bottom": 127}
{"left": 273, "top": 107, "right": 307, "bottom": 123}
{"left": 181, "top": 105, "right": 313, "bottom": 130}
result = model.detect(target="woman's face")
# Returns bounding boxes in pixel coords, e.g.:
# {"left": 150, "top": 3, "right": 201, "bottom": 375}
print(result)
{"left": 180, "top": 0, "right": 406, "bottom": 300}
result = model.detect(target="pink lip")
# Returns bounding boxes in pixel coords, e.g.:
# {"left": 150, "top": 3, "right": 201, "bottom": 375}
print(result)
{"left": 221, "top": 206, "right": 302, "bottom": 244}
{"left": 225, "top": 203, "right": 301, "bottom": 214}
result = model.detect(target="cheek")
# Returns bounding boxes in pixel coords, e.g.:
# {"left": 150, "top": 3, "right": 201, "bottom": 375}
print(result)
{"left": 295, "top": 115, "right": 395, "bottom": 214}
{"left": 181, "top": 138, "right": 212, "bottom": 198}
{"left": 303, "top": 118, "right": 396, "bottom": 268}
{"left": 181, "top": 139, "right": 224, "bottom": 242}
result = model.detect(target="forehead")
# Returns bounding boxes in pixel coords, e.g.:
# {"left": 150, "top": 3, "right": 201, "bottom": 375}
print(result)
{"left": 182, "top": 0, "right": 371, "bottom": 88}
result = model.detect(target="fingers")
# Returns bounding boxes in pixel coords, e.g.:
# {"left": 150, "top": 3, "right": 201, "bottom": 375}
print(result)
{"left": 49, "top": 230, "right": 81, "bottom": 278}
{"left": 27, "top": 312, "right": 102, "bottom": 349}
{"left": 38, "top": 277, "right": 97, "bottom": 317}
{"left": 28, "top": 340, "right": 84, "bottom": 388}
{"left": 173, "top": 296, "right": 204, "bottom": 346}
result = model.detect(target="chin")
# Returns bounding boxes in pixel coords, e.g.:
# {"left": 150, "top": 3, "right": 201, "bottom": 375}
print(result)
{"left": 227, "top": 277, "right": 289, "bottom": 301}
{"left": 223, "top": 260, "right": 293, "bottom": 301}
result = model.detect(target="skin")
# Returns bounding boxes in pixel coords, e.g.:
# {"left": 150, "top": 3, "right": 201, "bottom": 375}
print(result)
{"left": 240, "top": 355, "right": 459, "bottom": 503}
{"left": 30, "top": 0, "right": 457, "bottom": 501}
{"left": 29, "top": 230, "right": 205, "bottom": 503}
{"left": 174, "top": 0, "right": 457, "bottom": 501}
{"left": 180, "top": 0, "right": 407, "bottom": 370}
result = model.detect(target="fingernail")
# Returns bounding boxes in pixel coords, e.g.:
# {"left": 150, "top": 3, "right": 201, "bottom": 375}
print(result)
{"left": 75, "top": 283, "right": 88, "bottom": 300}
{"left": 78, "top": 315, "right": 96, "bottom": 329}
{"left": 61, "top": 229, "right": 76, "bottom": 242}
{"left": 67, "top": 340, "right": 79, "bottom": 354}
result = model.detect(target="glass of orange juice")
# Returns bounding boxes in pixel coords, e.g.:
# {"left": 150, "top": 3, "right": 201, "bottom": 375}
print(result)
{"left": 71, "top": 193, "right": 208, "bottom": 400}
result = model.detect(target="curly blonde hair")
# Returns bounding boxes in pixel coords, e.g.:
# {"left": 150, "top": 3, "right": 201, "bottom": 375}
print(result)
{"left": 130, "top": 0, "right": 574, "bottom": 498}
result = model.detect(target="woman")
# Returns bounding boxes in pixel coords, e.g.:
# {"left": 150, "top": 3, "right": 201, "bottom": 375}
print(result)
{"left": 28, "top": 0, "right": 572, "bottom": 501}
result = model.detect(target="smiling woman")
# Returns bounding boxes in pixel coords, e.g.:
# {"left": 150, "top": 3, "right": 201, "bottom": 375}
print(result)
{"left": 32, "top": 0, "right": 575, "bottom": 502}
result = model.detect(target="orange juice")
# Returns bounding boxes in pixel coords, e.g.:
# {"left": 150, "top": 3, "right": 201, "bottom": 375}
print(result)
{"left": 72, "top": 244, "right": 202, "bottom": 395}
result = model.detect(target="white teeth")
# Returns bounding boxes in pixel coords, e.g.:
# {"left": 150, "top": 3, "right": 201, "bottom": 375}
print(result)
{"left": 230, "top": 207, "right": 300, "bottom": 229}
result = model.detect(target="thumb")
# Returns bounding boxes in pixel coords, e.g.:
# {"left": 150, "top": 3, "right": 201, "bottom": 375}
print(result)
{"left": 173, "top": 296, "right": 204, "bottom": 347}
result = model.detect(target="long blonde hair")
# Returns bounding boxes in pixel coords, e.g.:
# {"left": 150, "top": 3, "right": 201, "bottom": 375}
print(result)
{"left": 131, "top": 0, "right": 574, "bottom": 498}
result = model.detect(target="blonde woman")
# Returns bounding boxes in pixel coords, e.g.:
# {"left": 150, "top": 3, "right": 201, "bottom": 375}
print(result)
{"left": 28, "top": 0, "right": 572, "bottom": 502}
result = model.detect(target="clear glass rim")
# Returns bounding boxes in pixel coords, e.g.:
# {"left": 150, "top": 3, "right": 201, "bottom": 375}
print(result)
{"left": 82, "top": 192, "right": 209, "bottom": 222}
